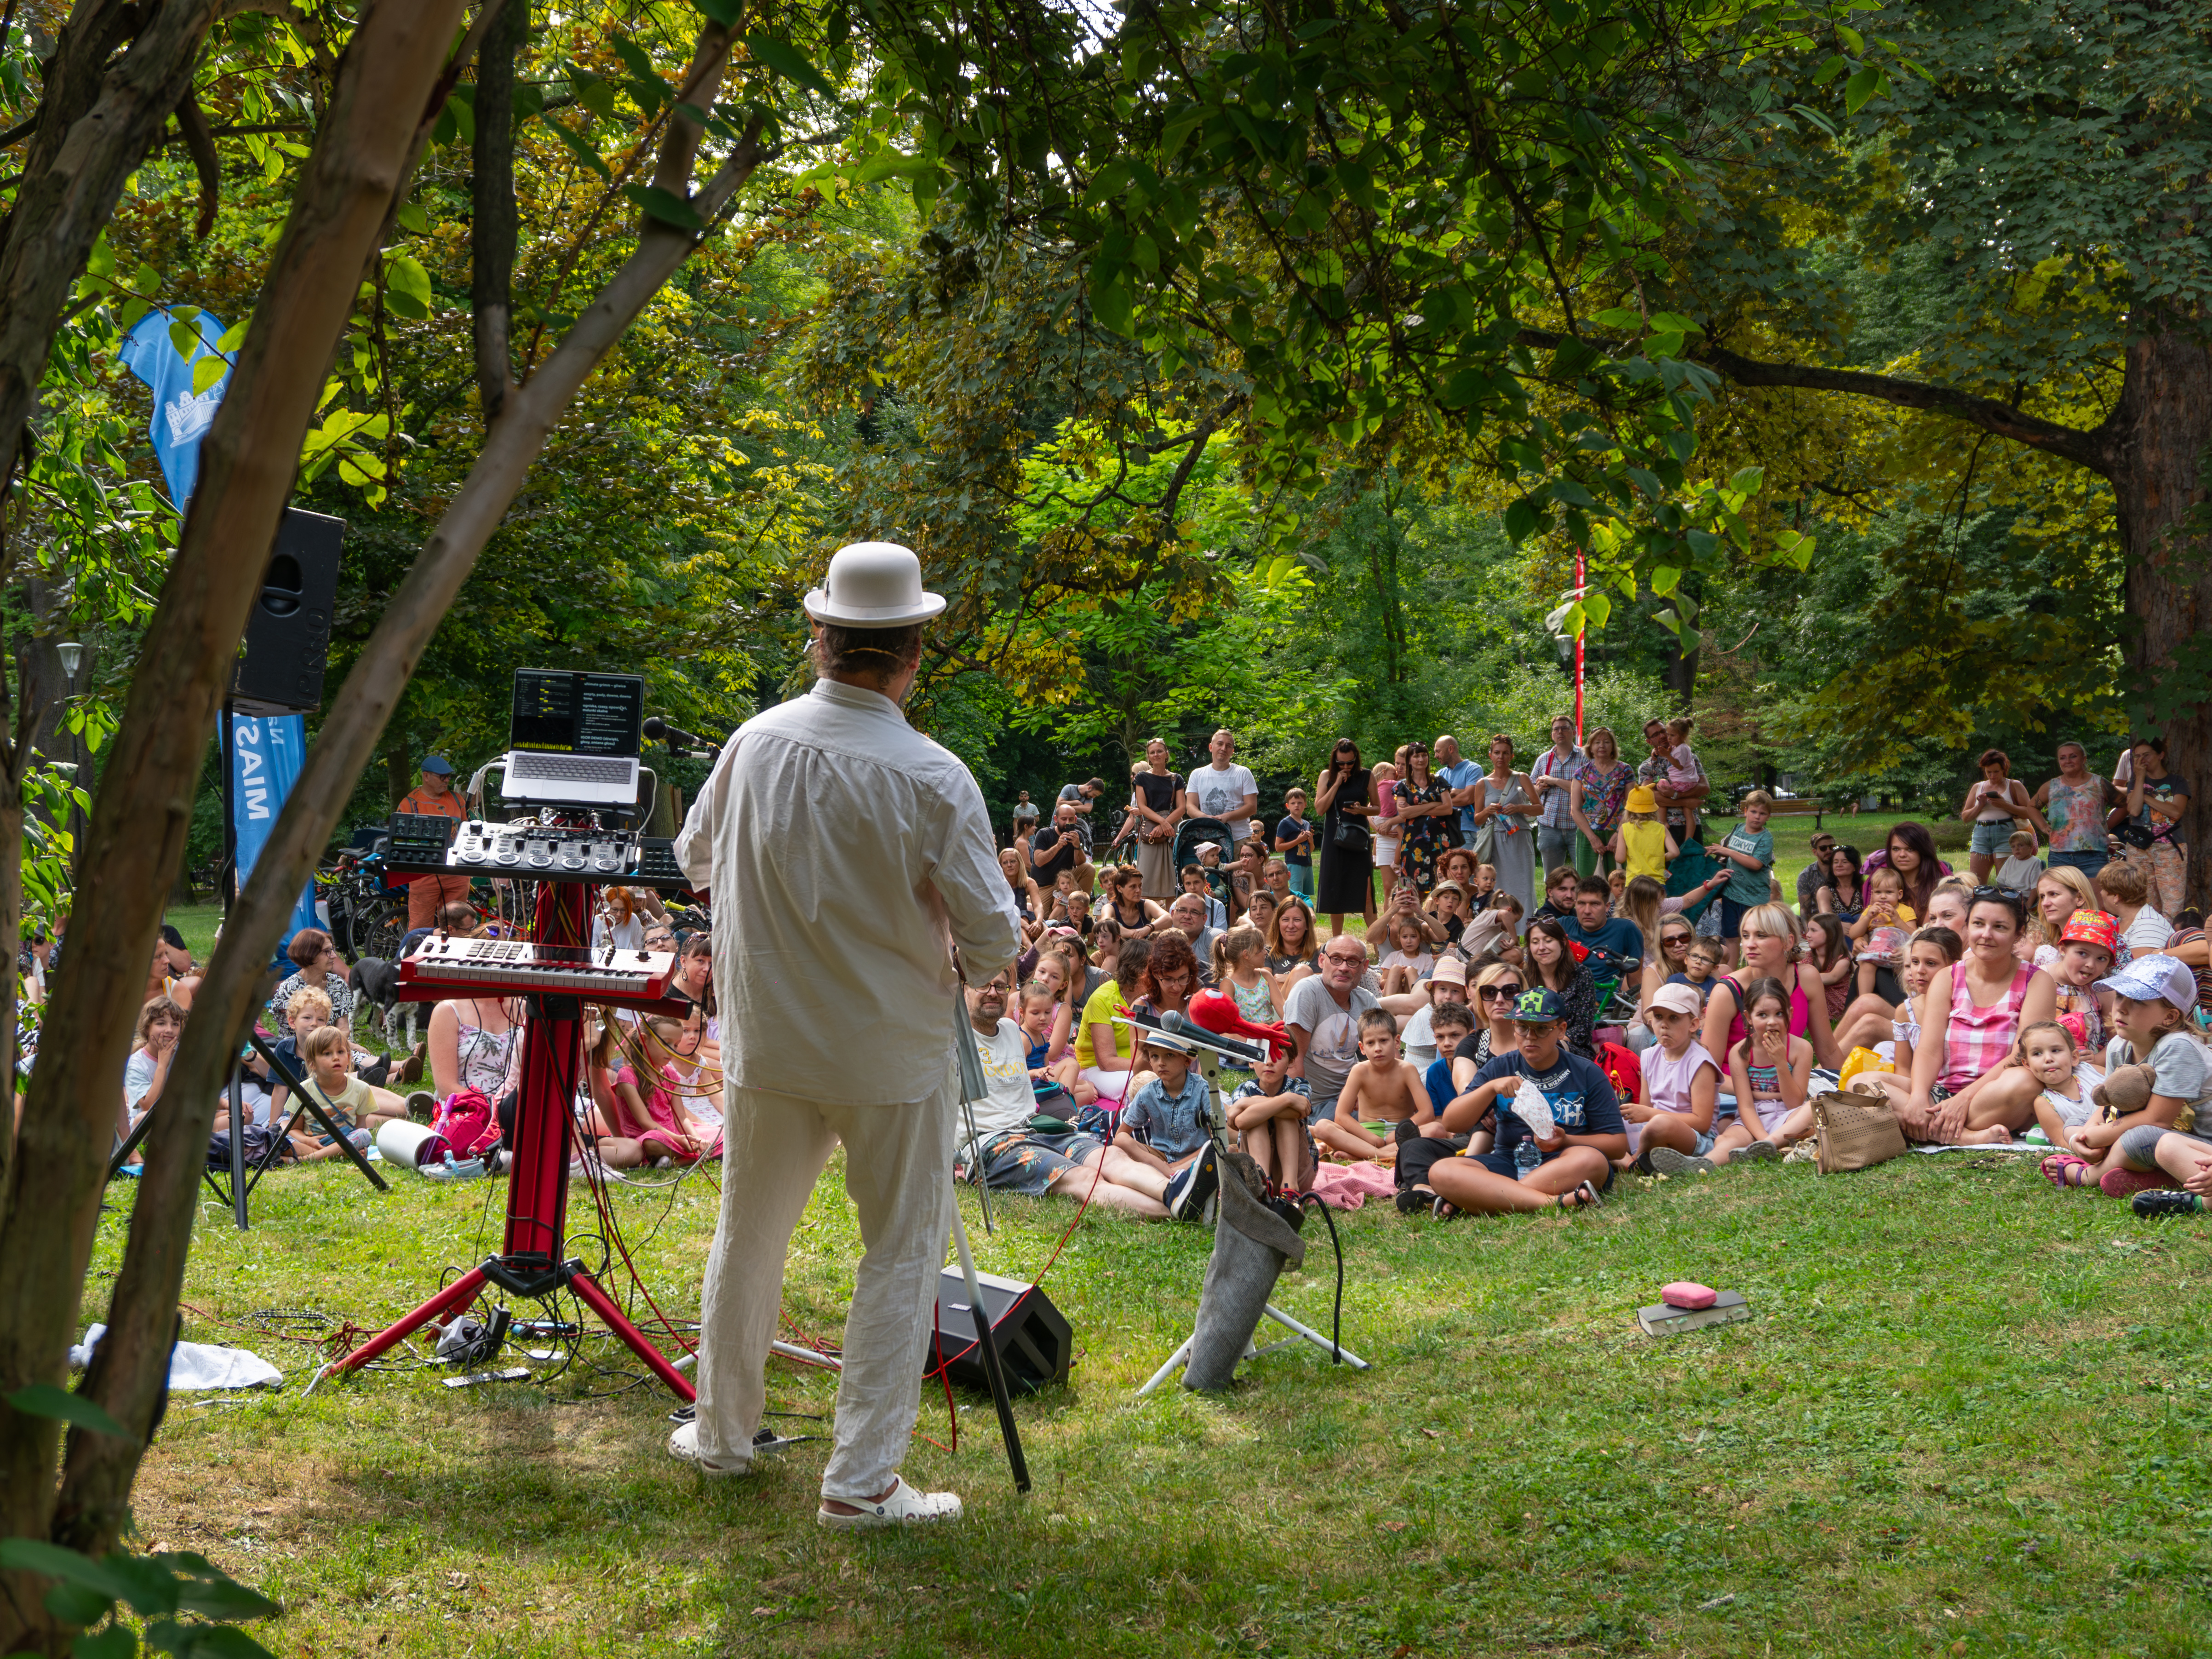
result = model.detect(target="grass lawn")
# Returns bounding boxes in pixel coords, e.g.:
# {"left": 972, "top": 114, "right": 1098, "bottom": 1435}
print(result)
{"left": 94, "top": 1146, "right": 2212, "bottom": 1658}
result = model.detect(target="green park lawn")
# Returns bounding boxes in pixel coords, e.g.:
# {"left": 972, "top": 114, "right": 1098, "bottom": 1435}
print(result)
{"left": 94, "top": 1143, "right": 2212, "bottom": 1658}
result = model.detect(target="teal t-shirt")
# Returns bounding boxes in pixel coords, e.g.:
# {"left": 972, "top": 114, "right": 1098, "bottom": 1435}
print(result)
{"left": 1722, "top": 825, "right": 1775, "bottom": 905}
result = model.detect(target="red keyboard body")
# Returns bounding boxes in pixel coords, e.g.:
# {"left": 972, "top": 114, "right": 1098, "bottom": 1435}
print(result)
{"left": 396, "top": 938, "right": 682, "bottom": 1010}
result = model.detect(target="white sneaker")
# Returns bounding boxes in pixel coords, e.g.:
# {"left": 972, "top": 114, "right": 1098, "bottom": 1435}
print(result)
{"left": 816, "top": 1475, "right": 963, "bottom": 1529}
{"left": 667, "top": 1418, "right": 750, "bottom": 1476}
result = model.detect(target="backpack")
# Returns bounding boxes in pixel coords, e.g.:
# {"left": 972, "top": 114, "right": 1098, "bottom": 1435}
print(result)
{"left": 1598, "top": 1041, "right": 1641, "bottom": 1111}
{"left": 432, "top": 1087, "right": 501, "bottom": 1159}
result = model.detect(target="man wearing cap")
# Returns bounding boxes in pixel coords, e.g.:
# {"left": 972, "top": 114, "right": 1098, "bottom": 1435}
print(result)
{"left": 1399, "top": 986, "right": 1625, "bottom": 1215}
{"left": 670, "top": 541, "right": 1021, "bottom": 1527}
{"left": 398, "top": 756, "right": 469, "bottom": 930}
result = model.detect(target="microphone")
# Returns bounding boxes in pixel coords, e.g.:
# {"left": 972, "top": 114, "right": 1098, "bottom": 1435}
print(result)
{"left": 642, "top": 715, "right": 713, "bottom": 752}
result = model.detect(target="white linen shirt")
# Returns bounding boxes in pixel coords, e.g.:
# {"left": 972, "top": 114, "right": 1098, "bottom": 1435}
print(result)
{"left": 675, "top": 678, "right": 1021, "bottom": 1103}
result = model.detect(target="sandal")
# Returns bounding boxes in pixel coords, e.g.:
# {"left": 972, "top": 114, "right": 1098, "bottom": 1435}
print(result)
{"left": 1554, "top": 1180, "right": 1603, "bottom": 1212}
{"left": 1431, "top": 1193, "right": 1463, "bottom": 1222}
{"left": 1396, "top": 1183, "right": 1435, "bottom": 1216}
{"left": 2040, "top": 1153, "right": 2090, "bottom": 1189}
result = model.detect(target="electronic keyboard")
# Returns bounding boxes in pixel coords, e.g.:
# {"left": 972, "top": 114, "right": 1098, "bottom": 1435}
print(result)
{"left": 397, "top": 938, "right": 679, "bottom": 1005}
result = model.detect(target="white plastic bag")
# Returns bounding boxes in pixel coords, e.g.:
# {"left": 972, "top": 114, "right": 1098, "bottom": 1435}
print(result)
{"left": 1508, "top": 1076, "right": 1556, "bottom": 1142}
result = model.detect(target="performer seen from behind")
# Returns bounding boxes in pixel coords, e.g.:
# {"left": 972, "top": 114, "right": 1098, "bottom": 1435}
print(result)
{"left": 668, "top": 541, "right": 1021, "bottom": 1527}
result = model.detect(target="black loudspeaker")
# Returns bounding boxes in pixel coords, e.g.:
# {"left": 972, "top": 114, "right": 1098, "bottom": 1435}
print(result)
{"left": 927, "top": 1268, "right": 1072, "bottom": 1392}
{"left": 230, "top": 507, "right": 343, "bottom": 715}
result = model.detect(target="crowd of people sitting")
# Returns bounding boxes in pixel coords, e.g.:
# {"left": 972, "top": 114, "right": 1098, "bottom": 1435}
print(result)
{"left": 102, "top": 726, "right": 2211, "bottom": 1228}
{"left": 973, "top": 723, "right": 2212, "bottom": 1223}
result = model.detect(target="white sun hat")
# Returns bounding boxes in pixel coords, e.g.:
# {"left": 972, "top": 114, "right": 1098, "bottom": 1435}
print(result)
{"left": 803, "top": 540, "right": 946, "bottom": 627}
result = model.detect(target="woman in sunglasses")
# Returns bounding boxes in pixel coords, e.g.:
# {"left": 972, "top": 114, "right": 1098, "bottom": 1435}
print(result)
{"left": 1464, "top": 961, "right": 1527, "bottom": 1066}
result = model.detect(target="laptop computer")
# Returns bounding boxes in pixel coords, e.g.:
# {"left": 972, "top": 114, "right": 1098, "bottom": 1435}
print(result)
{"left": 500, "top": 669, "right": 644, "bottom": 806}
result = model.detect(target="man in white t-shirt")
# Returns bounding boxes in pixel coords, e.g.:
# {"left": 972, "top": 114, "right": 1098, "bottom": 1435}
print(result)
{"left": 958, "top": 972, "right": 1167, "bottom": 1215}
{"left": 1284, "top": 936, "right": 1380, "bottom": 1125}
{"left": 1185, "top": 728, "right": 1260, "bottom": 849}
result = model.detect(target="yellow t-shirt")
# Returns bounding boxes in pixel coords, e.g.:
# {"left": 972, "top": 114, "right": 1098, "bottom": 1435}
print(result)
{"left": 1621, "top": 819, "right": 1669, "bottom": 881}
{"left": 1074, "top": 978, "right": 1126, "bottom": 1069}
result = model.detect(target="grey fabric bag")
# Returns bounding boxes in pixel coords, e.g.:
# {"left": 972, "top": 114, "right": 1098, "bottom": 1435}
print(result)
{"left": 1182, "top": 1151, "right": 1306, "bottom": 1391}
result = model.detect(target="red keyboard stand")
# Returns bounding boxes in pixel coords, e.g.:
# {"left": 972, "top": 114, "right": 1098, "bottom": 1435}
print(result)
{"left": 314, "top": 878, "right": 696, "bottom": 1400}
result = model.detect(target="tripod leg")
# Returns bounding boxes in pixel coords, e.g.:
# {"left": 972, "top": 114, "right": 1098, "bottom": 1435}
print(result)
{"left": 317, "top": 1266, "right": 489, "bottom": 1383}
{"left": 567, "top": 1269, "right": 697, "bottom": 1402}
{"left": 230, "top": 1064, "right": 248, "bottom": 1231}
{"left": 957, "top": 1085, "right": 995, "bottom": 1235}
{"left": 947, "top": 1195, "right": 1031, "bottom": 1493}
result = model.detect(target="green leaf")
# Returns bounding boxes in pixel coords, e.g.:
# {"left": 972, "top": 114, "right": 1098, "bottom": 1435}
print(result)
{"left": 215, "top": 317, "right": 248, "bottom": 352}
{"left": 72, "top": 1619, "right": 137, "bottom": 1659}
{"left": 383, "top": 253, "right": 433, "bottom": 320}
{"left": 1582, "top": 590, "right": 1612, "bottom": 630}
{"left": 743, "top": 33, "right": 833, "bottom": 98}
{"left": 1589, "top": 306, "right": 1642, "bottom": 329}
{"left": 47, "top": 1579, "right": 115, "bottom": 1627}
{"left": 693, "top": 0, "right": 742, "bottom": 23}
{"left": 1844, "top": 64, "right": 1884, "bottom": 114}
{"left": 611, "top": 37, "right": 669, "bottom": 93}
{"left": 1726, "top": 465, "right": 1765, "bottom": 496}
{"left": 190, "top": 355, "right": 227, "bottom": 397}
{"left": 1810, "top": 53, "right": 1847, "bottom": 86}
{"left": 1650, "top": 563, "right": 1680, "bottom": 597}
{"left": 1503, "top": 498, "right": 1541, "bottom": 544}
{"left": 623, "top": 184, "right": 705, "bottom": 231}
{"left": 394, "top": 201, "right": 429, "bottom": 234}
{"left": 7, "top": 1383, "right": 132, "bottom": 1441}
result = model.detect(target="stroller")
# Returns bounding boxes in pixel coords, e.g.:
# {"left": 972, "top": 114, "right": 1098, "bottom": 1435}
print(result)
{"left": 1171, "top": 816, "right": 1237, "bottom": 916}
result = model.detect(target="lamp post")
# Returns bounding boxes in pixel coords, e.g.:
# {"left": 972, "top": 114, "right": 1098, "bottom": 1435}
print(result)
{"left": 57, "top": 641, "right": 81, "bottom": 688}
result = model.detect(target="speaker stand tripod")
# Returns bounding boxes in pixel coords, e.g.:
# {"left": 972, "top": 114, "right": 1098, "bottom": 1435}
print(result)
{"left": 1134, "top": 1304, "right": 1370, "bottom": 1398}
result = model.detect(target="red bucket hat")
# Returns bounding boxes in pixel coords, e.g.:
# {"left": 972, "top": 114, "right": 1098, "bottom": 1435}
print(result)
{"left": 2058, "top": 908, "right": 2119, "bottom": 957}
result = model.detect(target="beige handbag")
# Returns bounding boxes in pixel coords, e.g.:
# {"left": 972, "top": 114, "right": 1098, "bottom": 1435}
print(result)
{"left": 1812, "top": 1089, "right": 1907, "bottom": 1173}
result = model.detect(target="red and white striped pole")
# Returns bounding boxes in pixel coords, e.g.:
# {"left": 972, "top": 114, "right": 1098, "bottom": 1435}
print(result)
{"left": 1573, "top": 546, "right": 1587, "bottom": 741}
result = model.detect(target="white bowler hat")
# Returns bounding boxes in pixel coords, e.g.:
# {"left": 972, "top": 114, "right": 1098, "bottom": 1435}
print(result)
{"left": 803, "top": 541, "right": 946, "bottom": 627}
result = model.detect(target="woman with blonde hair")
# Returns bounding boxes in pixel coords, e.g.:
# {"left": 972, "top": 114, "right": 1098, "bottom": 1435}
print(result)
{"left": 1698, "top": 902, "right": 1841, "bottom": 1072}
{"left": 2022, "top": 864, "right": 2102, "bottom": 965}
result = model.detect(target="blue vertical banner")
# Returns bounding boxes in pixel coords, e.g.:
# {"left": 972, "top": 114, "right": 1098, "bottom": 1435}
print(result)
{"left": 229, "top": 712, "right": 319, "bottom": 950}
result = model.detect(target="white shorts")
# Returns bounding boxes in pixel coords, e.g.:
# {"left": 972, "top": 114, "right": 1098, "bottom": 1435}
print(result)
{"left": 1373, "top": 835, "right": 1400, "bottom": 868}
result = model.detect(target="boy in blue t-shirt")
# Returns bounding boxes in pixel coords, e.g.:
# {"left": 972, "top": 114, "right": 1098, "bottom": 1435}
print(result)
{"left": 1400, "top": 988, "right": 1625, "bottom": 1216}
{"left": 1718, "top": 792, "right": 1777, "bottom": 964}
{"left": 1116, "top": 1029, "right": 1222, "bottom": 1220}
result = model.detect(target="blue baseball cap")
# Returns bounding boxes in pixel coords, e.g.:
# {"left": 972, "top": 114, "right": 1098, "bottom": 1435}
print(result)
{"left": 1511, "top": 986, "right": 1565, "bottom": 1023}
{"left": 420, "top": 756, "right": 454, "bottom": 775}
{"left": 2095, "top": 954, "right": 2197, "bottom": 1013}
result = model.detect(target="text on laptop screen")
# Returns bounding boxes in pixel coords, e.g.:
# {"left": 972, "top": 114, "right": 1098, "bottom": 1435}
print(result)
{"left": 510, "top": 670, "right": 643, "bottom": 756}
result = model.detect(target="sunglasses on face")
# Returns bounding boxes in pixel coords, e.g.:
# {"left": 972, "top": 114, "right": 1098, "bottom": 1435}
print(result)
{"left": 1478, "top": 983, "right": 1524, "bottom": 1000}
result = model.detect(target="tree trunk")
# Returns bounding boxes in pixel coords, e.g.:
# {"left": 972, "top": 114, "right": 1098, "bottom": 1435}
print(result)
{"left": 38, "top": 21, "right": 758, "bottom": 1605}
{"left": 0, "top": 0, "right": 219, "bottom": 491}
{"left": 2110, "top": 321, "right": 2212, "bottom": 911}
{"left": 471, "top": 0, "right": 526, "bottom": 425}
{"left": 0, "top": 2, "right": 471, "bottom": 1639}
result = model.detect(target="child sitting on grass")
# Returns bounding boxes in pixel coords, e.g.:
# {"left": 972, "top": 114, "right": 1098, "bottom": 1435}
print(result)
{"left": 1675, "top": 938, "right": 1724, "bottom": 997}
{"left": 292, "top": 1024, "right": 409, "bottom": 1160}
{"left": 2045, "top": 956, "right": 2211, "bottom": 1198}
{"left": 1320, "top": 1008, "right": 1429, "bottom": 1164}
{"left": 1468, "top": 862, "right": 1499, "bottom": 910}
{"left": 1712, "top": 976, "right": 1812, "bottom": 1163}
{"left": 1803, "top": 911, "right": 1856, "bottom": 1021}
{"left": 1019, "top": 981, "right": 1093, "bottom": 1109}
{"left": 1115, "top": 1028, "right": 1221, "bottom": 1220}
{"left": 1620, "top": 982, "right": 1725, "bottom": 1176}
{"left": 1377, "top": 915, "right": 1435, "bottom": 995}
{"left": 1420, "top": 1001, "right": 1491, "bottom": 1156}
{"left": 1847, "top": 863, "right": 1918, "bottom": 998}
{"left": 2047, "top": 909, "right": 2116, "bottom": 1055}
{"left": 2017, "top": 1019, "right": 2101, "bottom": 1155}
{"left": 1226, "top": 1044, "right": 1314, "bottom": 1193}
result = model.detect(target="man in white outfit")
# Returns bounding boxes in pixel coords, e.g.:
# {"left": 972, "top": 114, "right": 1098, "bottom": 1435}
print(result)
{"left": 666, "top": 541, "right": 1021, "bottom": 1527}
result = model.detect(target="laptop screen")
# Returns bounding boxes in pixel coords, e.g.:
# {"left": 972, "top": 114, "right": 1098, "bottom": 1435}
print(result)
{"left": 510, "top": 670, "right": 644, "bottom": 757}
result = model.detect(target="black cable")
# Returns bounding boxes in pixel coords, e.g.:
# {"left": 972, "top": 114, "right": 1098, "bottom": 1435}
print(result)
{"left": 1297, "top": 1194, "right": 1345, "bottom": 1364}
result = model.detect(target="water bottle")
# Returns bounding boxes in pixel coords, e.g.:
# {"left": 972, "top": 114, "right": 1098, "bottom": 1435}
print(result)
{"left": 1513, "top": 1135, "right": 1542, "bottom": 1182}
